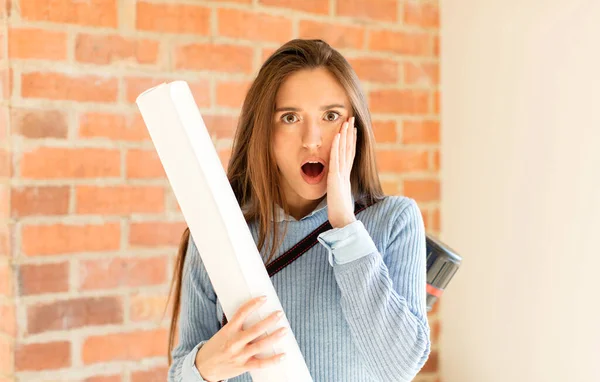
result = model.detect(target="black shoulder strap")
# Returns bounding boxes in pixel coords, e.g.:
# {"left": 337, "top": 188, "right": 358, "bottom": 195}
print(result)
{"left": 221, "top": 199, "right": 375, "bottom": 327}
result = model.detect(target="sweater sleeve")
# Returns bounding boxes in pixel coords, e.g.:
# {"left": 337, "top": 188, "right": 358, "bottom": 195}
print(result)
{"left": 168, "top": 236, "right": 228, "bottom": 382}
{"left": 317, "top": 198, "right": 431, "bottom": 382}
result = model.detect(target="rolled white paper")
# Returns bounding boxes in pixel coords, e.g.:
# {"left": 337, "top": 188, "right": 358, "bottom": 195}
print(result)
{"left": 136, "top": 81, "right": 313, "bottom": 382}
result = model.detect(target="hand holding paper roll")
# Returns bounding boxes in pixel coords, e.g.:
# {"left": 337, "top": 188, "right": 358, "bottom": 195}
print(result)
{"left": 195, "top": 296, "right": 287, "bottom": 381}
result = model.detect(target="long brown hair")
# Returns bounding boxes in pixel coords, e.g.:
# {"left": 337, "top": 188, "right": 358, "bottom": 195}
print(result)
{"left": 167, "top": 39, "right": 385, "bottom": 363}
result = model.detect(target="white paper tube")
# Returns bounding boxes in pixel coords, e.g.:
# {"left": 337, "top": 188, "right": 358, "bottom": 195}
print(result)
{"left": 136, "top": 81, "right": 313, "bottom": 381}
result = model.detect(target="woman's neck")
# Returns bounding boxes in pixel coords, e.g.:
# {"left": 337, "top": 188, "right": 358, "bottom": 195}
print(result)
{"left": 285, "top": 195, "right": 325, "bottom": 221}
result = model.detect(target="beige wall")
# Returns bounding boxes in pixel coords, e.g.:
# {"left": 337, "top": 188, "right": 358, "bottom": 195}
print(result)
{"left": 440, "top": 1, "right": 600, "bottom": 381}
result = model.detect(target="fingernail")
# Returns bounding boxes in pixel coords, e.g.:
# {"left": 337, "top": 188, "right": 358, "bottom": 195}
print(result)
{"left": 275, "top": 311, "right": 284, "bottom": 318}
{"left": 259, "top": 296, "right": 267, "bottom": 301}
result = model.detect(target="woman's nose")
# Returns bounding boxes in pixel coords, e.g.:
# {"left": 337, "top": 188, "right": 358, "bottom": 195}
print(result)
{"left": 302, "top": 120, "right": 322, "bottom": 149}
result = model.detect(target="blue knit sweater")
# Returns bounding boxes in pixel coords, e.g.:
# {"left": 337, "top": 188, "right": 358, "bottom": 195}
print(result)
{"left": 168, "top": 195, "right": 431, "bottom": 382}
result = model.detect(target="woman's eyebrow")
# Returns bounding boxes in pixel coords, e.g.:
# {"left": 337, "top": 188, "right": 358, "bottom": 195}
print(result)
{"left": 320, "top": 104, "right": 345, "bottom": 110}
{"left": 274, "top": 104, "right": 346, "bottom": 112}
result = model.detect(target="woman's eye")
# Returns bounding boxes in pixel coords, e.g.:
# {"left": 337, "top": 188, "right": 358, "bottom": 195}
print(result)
{"left": 325, "top": 112, "right": 340, "bottom": 122}
{"left": 282, "top": 114, "right": 298, "bottom": 124}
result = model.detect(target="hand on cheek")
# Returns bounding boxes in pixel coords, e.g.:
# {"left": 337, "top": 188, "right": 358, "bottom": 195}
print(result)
{"left": 326, "top": 116, "right": 357, "bottom": 228}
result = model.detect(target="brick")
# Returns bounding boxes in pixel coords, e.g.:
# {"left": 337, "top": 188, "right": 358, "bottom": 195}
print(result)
{"left": 420, "top": 208, "right": 429, "bottom": 230}
{"left": 79, "top": 112, "right": 150, "bottom": 141}
{"left": 22, "top": 72, "right": 118, "bottom": 103}
{"left": 131, "top": 366, "right": 168, "bottom": 382}
{"left": 348, "top": 57, "right": 398, "bottom": 84}
{"left": 421, "top": 350, "right": 438, "bottom": 373}
{"left": 218, "top": 148, "right": 232, "bottom": 170}
{"left": 0, "top": 261, "right": 12, "bottom": 297}
{"left": 432, "top": 150, "right": 440, "bottom": 171}
{"left": 0, "top": 148, "right": 10, "bottom": 178}
{"left": 76, "top": 34, "right": 159, "bottom": 65}
{"left": 9, "top": 28, "right": 67, "bottom": 60}
{"left": 369, "top": 30, "right": 432, "bottom": 56}
{"left": 20, "top": 147, "right": 120, "bottom": 179}
{"left": 337, "top": 0, "right": 397, "bottom": 22}
{"left": 372, "top": 120, "right": 397, "bottom": 143}
{"left": 82, "top": 329, "right": 167, "bottom": 364}
{"left": 380, "top": 180, "right": 399, "bottom": 196}
{"left": 299, "top": 20, "right": 365, "bottom": 50}
{"left": 124, "top": 76, "right": 210, "bottom": 107}
{"left": 218, "top": 9, "right": 292, "bottom": 43}
{"left": 0, "top": 107, "right": 8, "bottom": 142}
{"left": 79, "top": 256, "right": 168, "bottom": 291}
{"left": 0, "top": 336, "right": 12, "bottom": 374}
{"left": 12, "top": 108, "right": 68, "bottom": 139}
{"left": 1, "top": 68, "right": 13, "bottom": 99}
{"left": 126, "top": 149, "right": 165, "bottom": 179}
{"left": 203, "top": 114, "right": 238, "bottom": 139}
{"left": 430, "top": 318, "right": 440, "bottom": 343}
{"left": 261, "top": 47, "right": 278, "bottom": 63}
{"left": 0, "top": 302, "right": 16, "bottom": 336}
{"left": 129, "top": 221, "right": 186, "bottom": 247}
{"left": 130, "top": 293, "right": 170, "bottom": 322}
{"left": 404, "top": 2, "right": 440, "bottom": 28}
{"left": 404, "top": 62, "right": 439, "bottom": 86}
{"left": 27, "top": 296, "right": 123, "bottom": 334}
{"left": 403, "top": 179, "right": 440, "bottom": 202}
{"left": 433, "top": 91, "right": 440, "bottom": 114}
{"left": 0, "top": 185, "right": 7, "bottom": 217}
{"left": 259, "top": 0, "right": 328, "bottom": 14}
{"left": 402, "top": 120, "right": 440, "bottom": 144}
{"left": 20, "top": 0, "right": 117, "bottom": 27}
{"left": 85, "top": 376, "right": 121, "bottom": 382}
{"left": 0, "top": 225, "right": 9, "bottom": 257}
{"left": 136, "top": 2, "right": 210, "bottom": 35}
{"left": 216, "top": 80, "right": 251, "bottom": 108}
{"left": 22, "top": 222, "right": 120, "bottom": 256}
{"left": 19, "top": 262, "right": 69, "bottom": 296}
{"left": 75, "top": 186, "right": 165, "bottom": 214}
{"left": 11, "top": 186, "right": 70, "bottom": 217}
{"left": 15, "top": 341, "right": 71, "bottom": 371}
{"left": 376, "top": 150, "right": 429, "bottom": 173}
{"left": 175, "top": 43, "right": 254, "bottom": 74}
{"left": 434, "top": 35, "right": 440, "bottom": 57}
{"left": 370, "top": 89, "right": 429, "bottom": 115}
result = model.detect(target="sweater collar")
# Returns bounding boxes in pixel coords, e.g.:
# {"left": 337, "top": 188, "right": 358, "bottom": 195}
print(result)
{"left": 242, "top": 195, "right": 355, "bottom": 223}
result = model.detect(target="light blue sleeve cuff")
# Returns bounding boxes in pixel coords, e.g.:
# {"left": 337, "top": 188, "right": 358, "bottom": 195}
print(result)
{"left": 182, "top": 341, "right": 229, "bottom": 382}
{"left": 317, "top": 220, "right": 378, "bottom": 266}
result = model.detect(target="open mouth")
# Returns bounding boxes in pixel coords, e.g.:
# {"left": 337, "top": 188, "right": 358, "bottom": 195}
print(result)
{"left": 301, "top": 162, "right": 325, "bottom": 178}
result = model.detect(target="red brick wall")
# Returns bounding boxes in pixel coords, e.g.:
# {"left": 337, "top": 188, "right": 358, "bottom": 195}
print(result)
{"left": 1, "top": 1, "right": 15, "bottom": 380}
{"left": 0, "top": 0, "right": 440, "bottom": 381}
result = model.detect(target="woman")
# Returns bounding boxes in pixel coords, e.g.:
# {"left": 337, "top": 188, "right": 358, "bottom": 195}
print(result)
{"left": 167, "top": 39, "right": 431, "bottom": 382}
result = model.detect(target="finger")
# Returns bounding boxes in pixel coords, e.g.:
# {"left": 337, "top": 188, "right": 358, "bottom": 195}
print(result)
{"left": 346, "top": 117, "right": 354, "bottom": 168}
{"left": 344, "top": 117, "right": 354, "bottom": 167}
{"left": 351, "top": 123, "right": 357, "bottom": 167}
{"left": 240, "top": 326, "right": 288, "bottom": 359}
{"left": 237, "top": 310, "right": 284, "bottom": 345}
{"left": 229, "top": 296, "right": 267, "bottom": 330}
{"left": 329, "top": 132, "right": 340, "bottom": 175}
{"left": 244, "top": 352, "right": 286, "bottom": 371}
{"left": 339, "top": 121, "right": 348, "bottom": 173}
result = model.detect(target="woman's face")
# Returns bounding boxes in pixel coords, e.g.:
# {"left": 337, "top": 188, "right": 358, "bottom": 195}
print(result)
{"left": 272, "top": 67, "right": 353, "bottom": 214}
